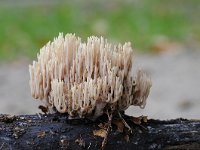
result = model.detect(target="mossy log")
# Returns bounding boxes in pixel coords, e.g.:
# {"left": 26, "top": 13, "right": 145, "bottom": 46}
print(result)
{"left": 0, "top": 114, "right": 200, "bottom": 150}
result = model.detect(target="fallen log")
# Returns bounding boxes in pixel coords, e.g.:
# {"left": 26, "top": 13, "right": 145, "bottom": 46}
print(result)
{"left": 0, "top": 114, "right": 200, "bottom": 150}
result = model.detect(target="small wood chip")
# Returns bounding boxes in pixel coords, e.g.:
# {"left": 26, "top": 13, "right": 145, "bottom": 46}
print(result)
{"left": 37, "top": 131, "right": 46, "bottom": 138}
{"left": 93, "top": 129, "right": 107, "bottom": 138}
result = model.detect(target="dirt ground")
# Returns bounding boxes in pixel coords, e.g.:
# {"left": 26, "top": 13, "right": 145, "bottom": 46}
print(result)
{"left": 0, "top": 48, "right": 200, "bottom": 119}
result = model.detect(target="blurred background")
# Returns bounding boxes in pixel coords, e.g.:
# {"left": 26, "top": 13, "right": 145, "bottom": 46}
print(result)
{"left": 0, "top": 0, "right": 199, "bottom": 119}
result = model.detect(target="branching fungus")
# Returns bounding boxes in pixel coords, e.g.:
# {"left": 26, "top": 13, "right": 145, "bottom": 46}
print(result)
{"left": 29, "top": 33, "right": 152, "bottom": 119}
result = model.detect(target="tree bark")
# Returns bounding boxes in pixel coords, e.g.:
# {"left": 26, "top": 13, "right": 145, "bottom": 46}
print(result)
{"left": 0, "top": 114, "right": 200, "bottom": 150}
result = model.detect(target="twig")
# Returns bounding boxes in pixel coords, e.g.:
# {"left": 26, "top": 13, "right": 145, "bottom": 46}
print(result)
{"left": 138, "top": 124, "right": 147, "bottom": 131}
{"left": 37, "top": 113, "right": 41, "bottom": 119}
{"left": 118, "top": 111, "right": 132, "bottom": 134}
{"left": 101, "top": 110, "right": 113, "bottom": 150}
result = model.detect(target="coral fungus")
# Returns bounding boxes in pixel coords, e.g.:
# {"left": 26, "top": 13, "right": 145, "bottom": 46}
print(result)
{"left": 29, "top": 33, "right": 151, "bottom": 119}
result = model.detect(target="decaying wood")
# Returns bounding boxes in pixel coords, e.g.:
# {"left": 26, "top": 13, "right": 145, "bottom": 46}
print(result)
{"left": 0, "top": 114, "right": 200, "bottom": 150}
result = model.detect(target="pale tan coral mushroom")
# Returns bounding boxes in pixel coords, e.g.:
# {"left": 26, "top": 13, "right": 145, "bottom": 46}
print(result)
{"left": 29, "top": 33, "right": 152, "bottom": 119}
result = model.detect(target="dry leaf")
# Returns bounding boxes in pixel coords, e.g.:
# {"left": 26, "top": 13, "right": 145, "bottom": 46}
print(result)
{"left": 75, "top": 137, "right": 86, "bottom": 148}
{"left": 38, "top": 105, "right": 48, "bottom": 114}
{"left": 112, "top": 119, "right": 124, "bottom": 133}
{"left": 142, "top": 116, "right": 148, "bottom": 123}
{"left": 60, "top": 139, "right": 69, "bottom": 148}
{"left": 151, "top": 38, "right": 180, "bottom": 54}
{"left": 37, "top": 131, "right": 46, "bottom": 138}
{"left": 98, "top": 122, "right": 109, "bottom": 130}
{"left": 132, "top": 116, "right": 148, "bottom": 125}
{"left": 93, "top": 129, "right": 107, "bottom": 138}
